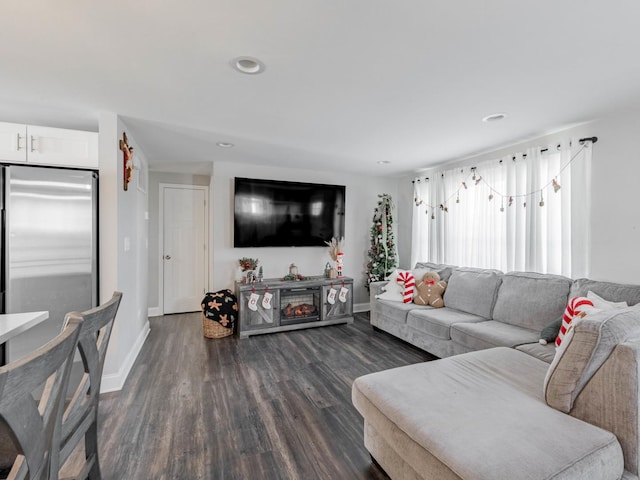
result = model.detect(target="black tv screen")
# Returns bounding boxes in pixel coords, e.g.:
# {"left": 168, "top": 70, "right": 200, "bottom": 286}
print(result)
{"left": 234, "top": 177, "right": 345, "bottom": 247}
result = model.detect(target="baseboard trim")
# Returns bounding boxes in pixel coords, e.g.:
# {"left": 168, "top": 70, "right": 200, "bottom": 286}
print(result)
{"left": 148, "top": 306, "right": 161, "bottom": 317}
{"left": 354, "top": 302, "right": 370, "bottom": 313}
{"left": 100, "top": 320, "right": 150, "bottom": 393}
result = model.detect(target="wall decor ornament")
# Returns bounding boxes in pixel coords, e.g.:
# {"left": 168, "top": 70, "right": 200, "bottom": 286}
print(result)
{"left": 119, "top": 132, "right": 134, "bottom": 191}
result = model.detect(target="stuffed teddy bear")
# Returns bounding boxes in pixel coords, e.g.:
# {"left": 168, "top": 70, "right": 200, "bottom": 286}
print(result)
{"left": 414, "top": 271, "right": 447, "bottom": 308}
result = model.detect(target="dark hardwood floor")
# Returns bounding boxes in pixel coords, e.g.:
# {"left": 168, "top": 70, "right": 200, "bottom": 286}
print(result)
{"left": 96, "top": 312, "right": 435, "bottom": 479}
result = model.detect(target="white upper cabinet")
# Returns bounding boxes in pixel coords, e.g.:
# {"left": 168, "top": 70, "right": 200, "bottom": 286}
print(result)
{"left": 0, "top": 122, "right": 27, "bottom": 163}
{"left": 27, "top": 125, "right": 98, "bottom": 168}
{"left": 0, "top": 122, "right": 98, "bottom": 168}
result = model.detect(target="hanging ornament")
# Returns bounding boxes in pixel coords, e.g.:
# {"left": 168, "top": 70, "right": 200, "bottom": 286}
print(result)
{"left": 439, "top": 204, "right": 444, "bottom": 211}
{"left": 462, "top": 181, "right": 468, "bottom": 189}
{"left": 444, "top": 206, "right": 449, "bottom": 213}
{"left": 472, "top": 171, "right": 476, "bottom": 181}
{"left": 539, "top": 191, "right": 545, "bottom": 207}
{"left": 475, "top": 176, "right": 482, "bottom": 185}
{"left": 431, "top": 213, "right": 435, "bottom": 220}
{"left": 488, "top": 193, "right": 493, "bottom": 201}
{"left": 414, "top": 196, "right": 423, "bottom": 206}
{"left": 552, "top": 178, "right": 561, "bottom": 193}
{"left": 456, "top": 193, "right": 460, "bottom": 203}
{"left": 424, "top": 208, "right": 429, "bottom": 216}
{"left": 523, "top": 201, "right": 527, "bottom": 208}
{"left": 508, "top": 196, "right": 514, "bottom": 207}
{"left": 500, "top": 198, "right": 504, "bottom": 212}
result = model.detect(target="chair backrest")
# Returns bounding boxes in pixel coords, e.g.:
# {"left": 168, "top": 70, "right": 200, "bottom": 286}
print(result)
{"left": 0, "top": 318, "right": 81, "bottom": 480}
{"left": 58, "top": 292, "right": 122, "bottom": 466}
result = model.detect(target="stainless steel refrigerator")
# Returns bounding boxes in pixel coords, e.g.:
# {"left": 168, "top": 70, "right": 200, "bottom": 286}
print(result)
{"left": 0, "top": 164, "right": 98, "bottom": 362}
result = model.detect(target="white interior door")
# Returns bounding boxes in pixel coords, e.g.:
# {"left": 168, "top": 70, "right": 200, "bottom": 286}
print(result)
{"left": 162, "top": 185, "right": 208, "bottom": 314}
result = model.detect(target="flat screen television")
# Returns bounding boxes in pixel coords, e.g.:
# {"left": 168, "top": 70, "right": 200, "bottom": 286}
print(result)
{"left": 234, "top": 177, "right": 345, "bottom": 248}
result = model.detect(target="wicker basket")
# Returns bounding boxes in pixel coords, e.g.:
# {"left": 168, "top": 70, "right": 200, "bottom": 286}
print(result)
{"left": 202, "top": 314, "right": 233, "bottom": 339}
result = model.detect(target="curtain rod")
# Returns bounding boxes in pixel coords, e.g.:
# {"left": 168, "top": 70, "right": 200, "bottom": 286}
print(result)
{"left": 412, "top": 137, "right": 598, "bottom": 183}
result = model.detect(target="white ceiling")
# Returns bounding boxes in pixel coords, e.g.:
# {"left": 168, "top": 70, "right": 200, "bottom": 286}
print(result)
{"left": 2, "top": 1, "right": 640, "bottom": 176}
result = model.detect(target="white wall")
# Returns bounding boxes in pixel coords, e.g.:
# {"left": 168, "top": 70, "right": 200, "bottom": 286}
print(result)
{"left": 99, "top": 113, "right": 150, "bottom": 392}
{"left": 147, "top": 172, "right": 211, "bottom": 313}
{"left": 397, "top": 108, "right": 640, "bottom": 285}
{"left": 211, "top": 161, "right": 400, "bottom": 309}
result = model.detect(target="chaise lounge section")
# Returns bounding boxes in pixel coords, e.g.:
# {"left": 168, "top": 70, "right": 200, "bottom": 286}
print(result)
{"left": 357, "top": 264, "right": 640, "bottom": 479}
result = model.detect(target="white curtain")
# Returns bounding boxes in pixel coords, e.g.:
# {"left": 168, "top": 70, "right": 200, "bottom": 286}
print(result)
{"left": 411, "top": 138, "right": 592, "bottom": 277}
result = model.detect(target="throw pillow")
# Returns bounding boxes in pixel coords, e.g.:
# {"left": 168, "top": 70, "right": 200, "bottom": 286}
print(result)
{"left": 396, "top": 270, "right": 416, "bottom": 304}
{"left": 539, "top": 317, "right": 562, "bottom": 345}
{"left": 414, "top": 272, "right": 447, "bottom": 308}
{"left": 587, "top": 290, "right": 629, "bottom": 309}
{"left": 375, "top": 272, "right": 404, "bottom": 302}
{"left": 556, "top": 296, "right": 594, "bottom": 347}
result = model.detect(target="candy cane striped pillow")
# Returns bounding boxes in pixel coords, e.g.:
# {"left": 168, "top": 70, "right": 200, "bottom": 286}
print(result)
{"left": 396, "top": 270, "right": 416, "bottom": 304}
{"left": 556, "top": 296, "right": 594, "bottom": 347}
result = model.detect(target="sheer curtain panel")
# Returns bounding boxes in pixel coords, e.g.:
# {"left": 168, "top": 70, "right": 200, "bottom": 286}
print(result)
{"left": 411, "top": 139, "right": 592, "bottom": 277}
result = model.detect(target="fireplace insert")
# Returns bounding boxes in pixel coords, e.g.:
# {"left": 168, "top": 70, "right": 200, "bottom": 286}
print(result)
{"left": 280, "top": 286, "right": 321, "bottom": 325}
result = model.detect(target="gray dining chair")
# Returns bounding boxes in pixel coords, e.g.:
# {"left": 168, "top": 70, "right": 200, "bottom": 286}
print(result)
{"left": 0, "top": 316, "right": 81, "bottom": 480}
{"left": 58, "top": 292, "right": 122, "bottom": 480}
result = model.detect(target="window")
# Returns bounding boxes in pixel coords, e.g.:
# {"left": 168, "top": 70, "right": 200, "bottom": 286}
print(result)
{"left": 411, "top": 139, "right": 592, "bottom": 277}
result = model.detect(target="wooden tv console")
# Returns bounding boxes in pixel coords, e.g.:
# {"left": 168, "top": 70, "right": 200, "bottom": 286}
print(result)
{"left": 235, "top": 276, "right": 354, "bottom": 338}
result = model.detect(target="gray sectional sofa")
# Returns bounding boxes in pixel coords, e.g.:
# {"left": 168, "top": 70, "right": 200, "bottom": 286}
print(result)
{"left": 354, "top": 263, "right": 640, "bottom": 479}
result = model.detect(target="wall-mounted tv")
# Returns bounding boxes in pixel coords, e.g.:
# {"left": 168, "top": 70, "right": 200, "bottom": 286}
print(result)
{"left": 234, "top": 177, "right": 345, "bottom": 248}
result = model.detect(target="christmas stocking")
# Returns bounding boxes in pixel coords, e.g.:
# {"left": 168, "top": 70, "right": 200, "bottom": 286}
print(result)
{"left": 262, "top": 291, "right": 273, "bottom": 309}
{"left": 327, "top": 287, "right": 337, "bottom": 305}
{"left": 339, "top": 286, "right": 349, "bottom": 303}
{"left": 248, "top": 292, "right": 260, "bottom": 311}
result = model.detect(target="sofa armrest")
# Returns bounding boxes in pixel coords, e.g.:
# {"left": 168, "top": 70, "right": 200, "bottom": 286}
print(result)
{"left": 571, "top": 340, "right": 640, "bottom": 476}
{"left": 369, "top": 281, "right": 388, "bottom": 327}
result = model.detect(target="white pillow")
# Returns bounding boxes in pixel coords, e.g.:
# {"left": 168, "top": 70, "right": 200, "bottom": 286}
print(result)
{"left": 375, "top": 280, "right": 403, "bottom": 302}
{"left": 587, "top": 290, "right": 629, "bottom": 309}
{"left": 385, "top": 269, "right": 400, "bottom": 281}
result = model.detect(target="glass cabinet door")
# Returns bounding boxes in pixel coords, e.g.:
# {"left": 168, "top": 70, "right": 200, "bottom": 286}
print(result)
{"left": 321, "top": 281, "right": 353, "bottom": 321}
{"left": 239, "top": 288, "right": 280, "bottom": 331}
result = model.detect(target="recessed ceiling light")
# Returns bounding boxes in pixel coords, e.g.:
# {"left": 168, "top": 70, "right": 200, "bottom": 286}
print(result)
{"left": 216, "top": 142, "right": 234, "bottom": 148}
{"left": 377, "top": 161, "right": 391, "bottom": 165}
{"left": 232, "top": 56, "right": 265, "bottom": 75}
{"left": 482, "top": 113, "right": 508, "bottom": 123}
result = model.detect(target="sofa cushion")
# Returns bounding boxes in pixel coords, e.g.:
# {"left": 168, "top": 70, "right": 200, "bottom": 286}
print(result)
{"left": 352, "top": 347, "right": 624, "bottom": 480}
{"left": 442, "top": 267, "right": 502, "bottom": 319}
{"left": 376, "top": 299, "right": 429, "bottom": 324}
{"left": 413, "top": 262, "right": 455, "bottom": 282}
{"left": 544, "top": 304, "right": 640, "bottom": 413}
{"left": 492, "top": 271, "right": 572, "bottom": 331}
{"left": 451, "top": 320, "right": 540, "bottom": 351}
{"left": 516, "top": 342, "right": 556, "bottom": 363}
{"left": 407, "top": 308, "right": 486, "bottom": 340}
{"left": 571, "top": 278, "right": 640, "bottom": 306}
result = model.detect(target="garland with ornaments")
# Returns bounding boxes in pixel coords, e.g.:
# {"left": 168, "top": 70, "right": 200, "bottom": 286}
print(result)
{"left": 413, "top": 137, "right": 597, "bottom": 218}
{"left": 366, "top": 194, "right": 398, "bottom": 290}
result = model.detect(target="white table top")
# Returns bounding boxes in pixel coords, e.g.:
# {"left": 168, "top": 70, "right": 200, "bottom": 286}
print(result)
{"left": 0, "top": 311, "right": 49, "bottom": 345}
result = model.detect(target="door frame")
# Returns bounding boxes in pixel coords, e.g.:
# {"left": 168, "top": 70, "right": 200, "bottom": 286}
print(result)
{"left": 158, "top": 183, "right": 209, "bottom": 315}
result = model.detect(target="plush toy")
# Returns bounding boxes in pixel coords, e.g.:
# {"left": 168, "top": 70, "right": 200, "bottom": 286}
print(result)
{"left": 414, "top": 272, "right": 447, "bottom": 308}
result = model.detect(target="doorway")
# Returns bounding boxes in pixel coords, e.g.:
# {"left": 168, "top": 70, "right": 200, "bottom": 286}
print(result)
{"left": 159, "top": 184, "right": 209, "bottom": 314}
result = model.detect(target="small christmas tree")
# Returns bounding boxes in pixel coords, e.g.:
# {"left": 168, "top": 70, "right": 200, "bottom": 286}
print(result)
{"left": 366, "top": 194, "right": 398, "bottom": 290}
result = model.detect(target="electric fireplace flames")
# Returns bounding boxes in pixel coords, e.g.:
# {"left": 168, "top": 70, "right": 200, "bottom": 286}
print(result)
{"left": 280, "top": 286, "right": 321, "bottom": 325}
